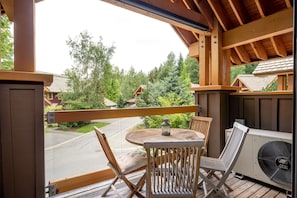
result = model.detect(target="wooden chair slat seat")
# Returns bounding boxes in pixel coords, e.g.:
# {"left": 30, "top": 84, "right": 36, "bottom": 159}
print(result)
{"left": 144, "top": 140, "right": 205, "bottom": 198}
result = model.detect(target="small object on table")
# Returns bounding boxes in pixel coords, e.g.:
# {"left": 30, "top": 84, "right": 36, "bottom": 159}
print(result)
{"left": 161, "top": 118, "right": 171, "bottom": 136}
{"left": 126, "top": 128, "right": 205, "bottom": 146}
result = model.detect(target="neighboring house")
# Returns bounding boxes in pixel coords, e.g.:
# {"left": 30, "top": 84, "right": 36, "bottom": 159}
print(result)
{"left": 44, "top": 75, "right": 69, "bottom": 106}
{"left": 44, "top": 74, "right": 116, "bottom": 108}
{"left": 104, "top": 98, "right": 117, "bottom": 109}
{"left": 126, "top": 85, "right": 147, "bottom": 106}
{"left": 133, "top": 85, "right": 146, "bottom": 98}
{"left": 231, "top": 74, "right": 276, "bottom": 92}
{"left": 253, "top": 57, "right": 293, "bottom": 91}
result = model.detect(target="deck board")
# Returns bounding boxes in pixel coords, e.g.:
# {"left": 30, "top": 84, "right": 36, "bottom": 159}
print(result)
{"left": 51, "top": 171, "right": 288, "bottom": 198}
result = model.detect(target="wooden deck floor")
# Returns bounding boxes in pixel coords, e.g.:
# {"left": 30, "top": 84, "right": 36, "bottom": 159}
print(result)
{"left": 51, "top": 171, "right": 290, "bottom": 198}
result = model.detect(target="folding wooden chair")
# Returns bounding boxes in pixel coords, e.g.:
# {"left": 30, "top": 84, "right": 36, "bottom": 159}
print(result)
{"left": 144, "top": 140, "right": 205, "bottom": 198}
{"left": 189, "top": 116, "right": 213, "bottom": 156}
{"left": 94, "top": 127, "right": 147, "bottom": 198}
{"left": 198, "top": 122, "right": 249, "bottom": 198}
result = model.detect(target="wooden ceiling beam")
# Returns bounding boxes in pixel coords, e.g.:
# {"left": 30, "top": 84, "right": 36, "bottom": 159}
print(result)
{"left": 173, "top": 25, "right": 199, "bottom": 46}
{"left": 234, "top": 46, "right": 251, "bottom": 63}
{"left": 223, "top": 8, "right": 293, "bottom": 49}
{"left": 270, "top": 36, "right": 287, "bottom": 57}
{"left": 228, "top": 0, "right": 247, "bottom": 25}
{"left": 228, "top": 0, "right": 253, "bottom": 64}
{"left": 1, "top": 0, "right": 14, "bottom": 20}
{"left": 194, "top": 0, "right": 214, "bottom": 30}
{"left": 182, "top": 0, "right": 196, "bottom": 10}
{"left": 102, "top": 0, "right": 210, "bottom": 34}
{"left": 285, "top": 0, "right": 292, "bottom": 8}
{"left": 250, "top": 41, "right": 268, "bottom": 60}
{"left": 207, "top": 0, "right": 230, "bottom": 31}
{"left": 255, "top": 0, "right": 288, "bottom": 58}
{"left": 254, "top": 0, "right": 265, "bottom": 17}
{"left": 230, "top": 49, "right": 242, "bottom": 65}
{"left": 178, "top": 0, "right": 201, "bottom": 42}
{"left": 172, "top": 26, "right": 191, "bottom": 46}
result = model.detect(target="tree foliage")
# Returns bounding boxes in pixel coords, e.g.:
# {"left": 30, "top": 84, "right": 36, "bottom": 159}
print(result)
{"left": 183, "top": 57, "right": 199, "bottom": 84}
{"left": 120, "top": 67, "right": 148, "bottom": 102}
{"left": 57, "top": 32, "right": 200, "bottom": 128}
{"left": 0, "top": 15, "right": 13, "bottom": 70}
{"left": 59, "top": 31, "right": 115, "bottom": 110}
{"left": 137, "top": 52, "right": 194, "bottom": 128}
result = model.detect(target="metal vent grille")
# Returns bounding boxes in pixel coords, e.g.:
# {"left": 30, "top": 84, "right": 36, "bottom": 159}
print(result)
{"left": 258, "top": 141, "right": 292, "bottom": 187}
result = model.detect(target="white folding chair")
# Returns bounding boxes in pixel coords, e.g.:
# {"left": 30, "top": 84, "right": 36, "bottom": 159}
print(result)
{"left": 199, "top": 122, "right": 249, "bottom": 198}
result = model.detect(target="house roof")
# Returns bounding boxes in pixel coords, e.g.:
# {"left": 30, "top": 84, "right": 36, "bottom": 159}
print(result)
{"left": 104, "top": 98, "right": 117, "bottom": 107}
{"left": 253, "top": 57, "right": 293, "bottom": 76}
{"left": 46, "top": 74, "right": 116, "bottom": 106}
{"left": 46, "top": 75, "right": 69, "bottom": 93}
{"left": 231, "top": 74, "right": 276, "bottom": 92}
{"left": 102, "top": 0, "right": 293, "bottom": 66}
{"left": 133, "top": 85, "right": 146, "bottom": 96}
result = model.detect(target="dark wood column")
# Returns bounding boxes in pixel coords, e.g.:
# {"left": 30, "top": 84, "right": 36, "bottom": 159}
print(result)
{"left": 193, "top": 86, "right": 238, "bottom": 157}
{"left": 14, "top": 0, "right": 35, "bottom": 71}
{"left": 0, "top": 72, "right": 52, "bottom": 198}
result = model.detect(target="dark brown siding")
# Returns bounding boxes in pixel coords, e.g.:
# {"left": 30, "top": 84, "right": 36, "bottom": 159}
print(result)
{"left": 229, "top": 93, "right": 293, "bottom": 133}
{"left": 195, "top": 90, "right": 233, "bottom": 157}
{"left": 0, "top": 82, "right": 44, "bottom": 198}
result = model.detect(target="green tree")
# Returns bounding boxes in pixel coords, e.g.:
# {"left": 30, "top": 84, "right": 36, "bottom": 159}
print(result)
{"left": 183, "top": 57, "right": 199, "bottom": 84}
{"left": 116, "top": 95, "right": 126, "bottom": 108}
{"left": 230, "top": 65, "right": 245, "bottom": 83}
{"left": 245, "top": 63, "right": 257, "bottom": 74}
{"left": 176, "top": 53, "right": 184, "bottom": 76}
{"left": 59, "top": 31, "right": 115, "bottom": 110}
{"left": 137, "top": 52, "right": 194, "bottom": 128}
{"left": 0, "top": 15, "right": 13, "bottom": 70}
{"left": 156, "top": 52, "right": 176, "bottom": 81}
{"left": 120, "top": 67, "right": 148, "bottom": 102}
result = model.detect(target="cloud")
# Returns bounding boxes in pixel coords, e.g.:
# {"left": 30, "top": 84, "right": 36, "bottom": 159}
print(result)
{"left": 35, "top": 0, "right": 188, "bottom": 74}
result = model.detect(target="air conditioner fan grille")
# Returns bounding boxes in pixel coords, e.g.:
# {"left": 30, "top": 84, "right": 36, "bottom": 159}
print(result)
{"left": 258, "top": 141, "right": 291, "bottom": 187}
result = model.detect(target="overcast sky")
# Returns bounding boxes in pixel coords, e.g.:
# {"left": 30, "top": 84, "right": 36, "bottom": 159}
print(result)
{"left": 35, "top": 0, "right": 189, "bottom": 75}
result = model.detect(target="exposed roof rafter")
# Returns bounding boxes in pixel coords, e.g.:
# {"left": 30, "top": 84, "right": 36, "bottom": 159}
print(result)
{"left": 222, "top": 8, "right": 293, "bottom": 49}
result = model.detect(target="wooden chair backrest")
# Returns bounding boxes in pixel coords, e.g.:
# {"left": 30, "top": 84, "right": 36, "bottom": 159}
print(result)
{"left": 94, "top": 127, "right": 121, "bottom": 173}
{"left": 189, "top": 116, "right": 213, "bottom": 153}
{"left": 144, "top": 140, "right": 204, "bottom": 198}
{"left": 220, "top": 122, "right": 249, "bottom": 172}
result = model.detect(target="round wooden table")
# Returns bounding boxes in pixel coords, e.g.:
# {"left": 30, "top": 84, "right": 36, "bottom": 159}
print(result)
{"left": 126, "top": 128, "right": 205, "bottom": 146}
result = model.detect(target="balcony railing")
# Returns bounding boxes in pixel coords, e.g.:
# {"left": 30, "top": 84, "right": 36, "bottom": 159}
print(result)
{"left": 46, "top": 105, "right": 198, "bottom": 194}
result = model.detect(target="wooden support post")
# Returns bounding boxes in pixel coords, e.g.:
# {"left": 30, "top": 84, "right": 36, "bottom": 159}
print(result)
{"left": 199, "top": 35, "right": 210, "bottom": 85}
{"left": 14, "top": 0, "right": 35, "bottom": 72}
{"left": 211, "top": 19, "right": 223, "bottom": 85}
{"left": 222, "top": 49, "right": 231, "bottom": 85}
{"left": 287, "top": 74, "right": 293, "bottom": 90}
{"left": 277, "top": 75, "right": 287, "bottom": 90}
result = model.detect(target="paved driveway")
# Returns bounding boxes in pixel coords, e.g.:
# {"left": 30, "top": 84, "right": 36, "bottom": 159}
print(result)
{"left": 45, "top": 117, "right": 143, "bottom": 183}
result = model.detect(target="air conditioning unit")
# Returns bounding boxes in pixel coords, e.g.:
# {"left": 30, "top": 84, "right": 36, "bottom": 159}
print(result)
{"left": 225, "top": 128, "right": 292, "bottom": 191}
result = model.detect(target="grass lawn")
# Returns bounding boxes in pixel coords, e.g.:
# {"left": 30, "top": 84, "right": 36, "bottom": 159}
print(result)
{"left": 75, "top": 122, "right": 109, "bottom": 133}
